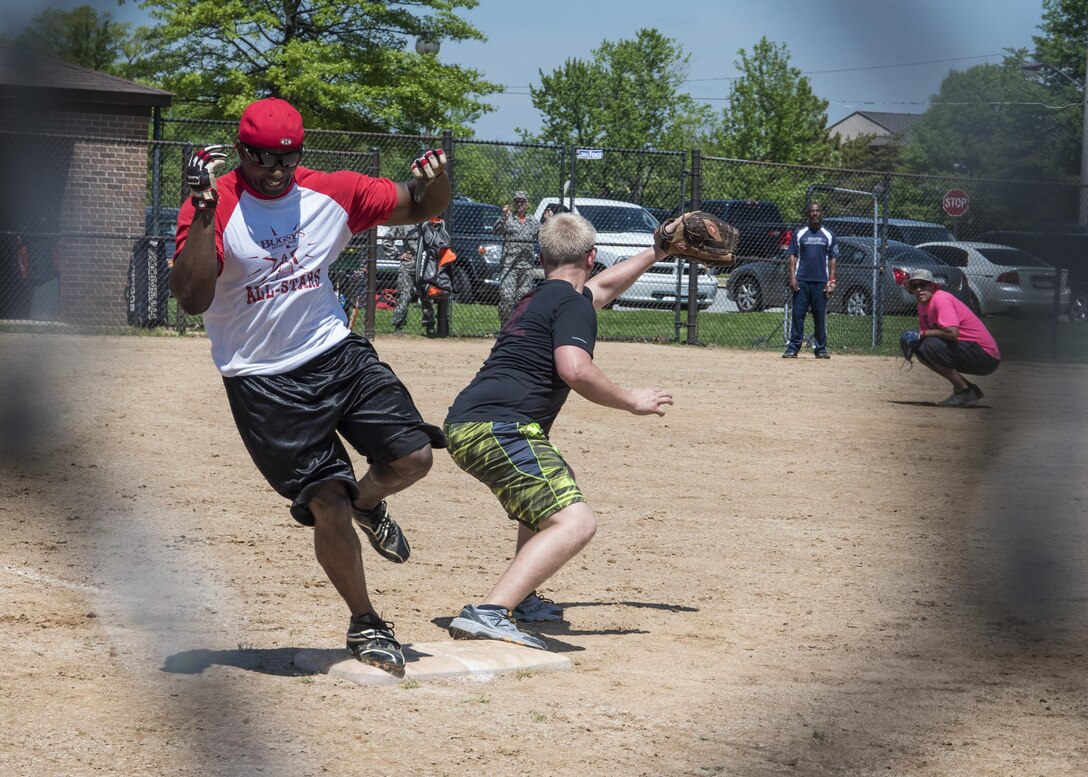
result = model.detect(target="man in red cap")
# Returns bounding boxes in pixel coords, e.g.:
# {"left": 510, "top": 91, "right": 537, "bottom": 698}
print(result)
{"left": 171, "top": 97, "right": 450, "bottom": 674}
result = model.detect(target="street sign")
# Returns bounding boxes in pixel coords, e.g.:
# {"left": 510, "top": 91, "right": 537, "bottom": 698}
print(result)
{"left": 575, "top": 148, "right": 604, "bottom": 160}
{"left": 942, "top": 188, "right": 970, "bottom": 218}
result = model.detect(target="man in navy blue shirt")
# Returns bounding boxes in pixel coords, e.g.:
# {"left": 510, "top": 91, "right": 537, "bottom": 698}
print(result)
{"left": 784, "top": 202, "right": 839, "bottom": 358}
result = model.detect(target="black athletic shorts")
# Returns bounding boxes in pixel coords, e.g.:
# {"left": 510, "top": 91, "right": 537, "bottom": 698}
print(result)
{"left": 915, "top": 337, "right": 1000, "bottom": 377}
{"left": 222, "top": 334, "right": 445, "bottom": 526}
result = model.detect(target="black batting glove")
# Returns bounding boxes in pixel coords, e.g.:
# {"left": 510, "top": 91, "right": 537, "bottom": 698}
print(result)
{"left": 185, "top": 145, "right": 229, "bottom": 208}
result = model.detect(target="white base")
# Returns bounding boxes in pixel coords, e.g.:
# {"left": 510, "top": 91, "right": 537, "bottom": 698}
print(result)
{"left": 294, "top": 640, "right": 572, "bottom": 686}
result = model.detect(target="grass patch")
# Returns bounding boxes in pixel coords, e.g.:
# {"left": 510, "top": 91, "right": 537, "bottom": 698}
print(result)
{"left": 20, "top": 295, "right": 1083, "bottom": 364}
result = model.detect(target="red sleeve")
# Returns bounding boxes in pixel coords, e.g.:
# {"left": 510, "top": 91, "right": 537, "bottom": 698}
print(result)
{"left": 319, "top": 171, "right": 397, "bottom": 233}
{"left": 175, "top": 171, "right": 241, "bottom": 275}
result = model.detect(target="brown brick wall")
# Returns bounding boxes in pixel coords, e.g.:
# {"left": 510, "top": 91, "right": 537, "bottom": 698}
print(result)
{"left": 2, "top": 106, "right": 153, "bottom": 325}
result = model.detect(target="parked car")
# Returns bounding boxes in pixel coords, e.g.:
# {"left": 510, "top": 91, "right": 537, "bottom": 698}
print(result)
{"left": 917, "top": 241, "right": 1070, "bottom": 318}
{"left": 446, "top": 196, "right": 504, "bottom": 303}
{"left": 643, "top": 206, "right": 671, "bottom": 225}
{"left": 533, "top": 196, "right": 657, "bottom": 266}
{"left": 531, "top": 197, "right": 715, "bottom": 309}
{"left": 725, "top": 237, "right": 971, "bottom": 315}
{"left": 610, "top": 254, "right": 718, "bottom": 311}
{"left": 821, "top": 216, "right": 956, "bottom": 246}
{"left": 333, "top": 196, "right": 503, "bottom": 303}
{"left": 981, "top": 229, "right": 1088, "bottom": 321}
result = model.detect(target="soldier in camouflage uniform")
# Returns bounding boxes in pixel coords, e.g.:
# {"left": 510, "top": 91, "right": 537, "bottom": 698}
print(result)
{"left": 494, "top": 191, "right": 552, "bottom": 326}
{"left": 385, "top": 223, "right": 421, "bottom": 332}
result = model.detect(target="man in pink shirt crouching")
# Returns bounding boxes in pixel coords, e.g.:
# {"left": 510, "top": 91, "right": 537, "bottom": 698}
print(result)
{"left": 905, "top": 268, "right": 1001, "bottom": 408}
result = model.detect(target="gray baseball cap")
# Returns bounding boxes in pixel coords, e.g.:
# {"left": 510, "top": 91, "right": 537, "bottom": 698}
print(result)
{"left": 907, "top": 268, "right": 936, "bottom": 288}
{"left": 513, "top": 191, "right": 529, "bottom": 201}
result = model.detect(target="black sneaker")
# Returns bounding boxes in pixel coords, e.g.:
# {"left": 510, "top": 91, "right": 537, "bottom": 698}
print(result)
{"left": 937, "top": 388, "right": 978, "bottom": 408}
{"left": 346, "top": 612, "right": 405, "bottom": 673}
{"left": 967, "top": 382, "right": 984, "bottom": 401}
{"left": 512, "top": 591, "right": 564, "bottom": 623}
{"left": 352, "top": 501, "right": 410, "bottom": 563}
{"left": 814, "top": 349, "right": 831, "bottom": 359}
{"left": 782, "top": 348, "right": 798, "bottom": 358}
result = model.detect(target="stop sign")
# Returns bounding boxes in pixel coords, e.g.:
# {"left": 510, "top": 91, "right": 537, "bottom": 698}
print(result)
{"left": 942, "top": 189, "right": 970, "bottom": 218}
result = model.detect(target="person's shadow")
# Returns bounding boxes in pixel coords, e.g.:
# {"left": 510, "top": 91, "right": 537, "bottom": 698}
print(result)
{"left": 161, "top": 647, "right": 309, "bottom": 677}
{"left": 430, "top": 599, "right": 698, "bottom": 653}
{"left": 888, "top": 399, "right": 989, "bottom": 408}
{"left": 163, "top": 600, "right": 699, "bottom": 672}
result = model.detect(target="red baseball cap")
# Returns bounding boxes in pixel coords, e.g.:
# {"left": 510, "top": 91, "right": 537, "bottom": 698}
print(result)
{"left": 238, "top": 98, "right": 304, "bottom": 150}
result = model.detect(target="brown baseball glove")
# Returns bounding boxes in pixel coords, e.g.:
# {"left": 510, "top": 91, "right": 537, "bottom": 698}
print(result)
{"left": 654, "top": 211, "right": 740, "bottom": 268}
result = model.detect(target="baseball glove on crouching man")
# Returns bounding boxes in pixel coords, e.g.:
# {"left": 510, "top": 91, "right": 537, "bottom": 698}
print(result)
{"left": 899, "top": 329, "right": 922, "bottom": 364}
{"left": 654, "top": 211, "right": 740, "bottom": 268}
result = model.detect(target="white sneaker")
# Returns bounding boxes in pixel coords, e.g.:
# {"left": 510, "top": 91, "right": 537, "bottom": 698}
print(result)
{"left": 448, "top": 605, "right": 547, "bottom": 650}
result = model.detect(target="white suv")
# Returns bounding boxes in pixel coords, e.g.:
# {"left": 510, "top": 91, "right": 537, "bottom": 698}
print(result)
{"left": 533, "top": 197, "right": 717, "bottom": 310}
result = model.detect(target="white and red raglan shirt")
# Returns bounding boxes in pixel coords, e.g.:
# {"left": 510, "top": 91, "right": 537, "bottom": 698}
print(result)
{"left": 175, "top": 167, "right": 397, "bottom": 376}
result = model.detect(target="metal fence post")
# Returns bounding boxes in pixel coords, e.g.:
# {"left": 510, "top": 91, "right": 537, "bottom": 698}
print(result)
{"left": 685, "top": 148, "right": 702, "bottom": 345}
{"left": 568, "top": 145, "right": 577, "bottom": 208}
{"left": 364, "top": 147, "right": 380, "bottom": 340}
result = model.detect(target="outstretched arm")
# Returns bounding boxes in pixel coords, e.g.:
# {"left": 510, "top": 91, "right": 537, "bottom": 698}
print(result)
{"left": 585, "top": 243, "right": 669, "bottom": 311}
{"left": 555, "top": 345, "right": 672, "bottom": 416}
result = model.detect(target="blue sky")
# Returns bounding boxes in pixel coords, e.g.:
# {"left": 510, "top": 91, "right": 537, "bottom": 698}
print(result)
{"left": 8, "top": 0, "right": 1049, "bottom": 139}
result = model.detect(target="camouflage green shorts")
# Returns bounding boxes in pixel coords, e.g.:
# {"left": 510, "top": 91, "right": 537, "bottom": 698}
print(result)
{"left": 444, "top": 421, "right": 584, "bottom": 530}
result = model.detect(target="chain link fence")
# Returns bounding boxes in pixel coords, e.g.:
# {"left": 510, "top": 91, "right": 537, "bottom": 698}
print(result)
{"left": 2, "top": 117, "right": 1086, "bottom": 361}
{"left": 692, "top": 155, "right": 1088, "bottom": 360}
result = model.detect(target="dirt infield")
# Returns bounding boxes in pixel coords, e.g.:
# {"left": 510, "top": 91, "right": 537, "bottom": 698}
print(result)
{"left": 2, "top": 332, "right": 1087, "bottom": 776}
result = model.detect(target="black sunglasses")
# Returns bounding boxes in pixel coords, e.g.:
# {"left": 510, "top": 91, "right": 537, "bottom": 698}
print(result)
{"left": 241, "top": 144, "right": 302, "bottom": 169}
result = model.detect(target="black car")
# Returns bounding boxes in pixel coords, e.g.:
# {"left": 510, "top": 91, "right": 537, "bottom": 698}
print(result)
{"left": 332, "top": 196, "right": 504, "bottom": 304}
{"left": 820, "top": 216, "right": 956, "bottom": 246}
{"left": 446, "top": 196, "right": 504, "bottom": 303}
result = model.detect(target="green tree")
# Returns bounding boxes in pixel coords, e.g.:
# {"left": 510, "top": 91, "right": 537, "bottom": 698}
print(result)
{"left": 528, "top": 28, "right": 712, "bottom": 150}
{"left": 4, "top": 5, "right": 131, "bottom": 73}
{"left": 710, "top": 37, "right": 838, "bottom": 166}
{"left": 839, "top": 134, "right": 902, "bottom": 173}
{"left": 899, "top": 59, "right": 1079, "bottom": 181}
{"left": 529, "top": 58, "right": 608, "bottom": 147}
{"left": 1032, "top": 0, "right": 1087, "bottom": 85}
{"left": 526, "top": 29, "right": 709, "bottom": 204}
{"left": 134, "top": 0, "right": 499, "bottom": 134}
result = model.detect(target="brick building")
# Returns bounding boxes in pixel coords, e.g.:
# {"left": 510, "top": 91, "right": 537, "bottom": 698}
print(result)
{"left": 0, "top": 45, "right": 172, "bottom": 325}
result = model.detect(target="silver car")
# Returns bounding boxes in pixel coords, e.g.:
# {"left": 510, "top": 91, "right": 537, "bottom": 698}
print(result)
{"left": 918, "top": 241, "right": 1070, "bottom": 317}
{"left": 610, "top": 255, "right": 718, "bottom": 310}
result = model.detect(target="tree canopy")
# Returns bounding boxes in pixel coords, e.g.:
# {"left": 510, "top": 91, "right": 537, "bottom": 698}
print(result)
{"left": 2, "top": 4, "right": 131, "bottom": 74}
{"left": 527, "top": 28, "right": 712, "bottom": 150}
{"left": 900, "top": 59, "right": 1079, "bottom": 182}
{"left": 1032, "top": 0, "right": 1087, "bottom": 87}
{"left": 708, "top": 37, "right": 838, "bottom": 166}
{"left": 131, "top": 0, "right": 498, "bottom": 134}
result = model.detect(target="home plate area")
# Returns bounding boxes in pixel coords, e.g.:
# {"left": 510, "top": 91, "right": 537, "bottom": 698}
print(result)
{"left": 294, "top": 641, "right": 572, "bottom": 686}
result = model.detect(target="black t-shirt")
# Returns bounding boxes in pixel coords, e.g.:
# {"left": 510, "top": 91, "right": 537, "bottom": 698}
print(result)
{"left": 445, "top": 279, "right": 597, "bottom": 432}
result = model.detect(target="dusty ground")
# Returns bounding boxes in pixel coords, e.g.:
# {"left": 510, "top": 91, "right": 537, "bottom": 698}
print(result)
{"left": 1, "top": 332, "right": 1086, "bottom": 777}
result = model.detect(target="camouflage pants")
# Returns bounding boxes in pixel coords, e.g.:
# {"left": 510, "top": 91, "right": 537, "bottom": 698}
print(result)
{"left": 393, "top": 260, "right": 434, "bottom": 333}
{"left": 498, "top": 258, "right": 536, "bottom": 326}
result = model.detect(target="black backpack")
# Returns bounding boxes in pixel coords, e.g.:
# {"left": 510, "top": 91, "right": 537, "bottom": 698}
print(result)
{"left": 413, "top": 220, "right": 456, "bottom": 300}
